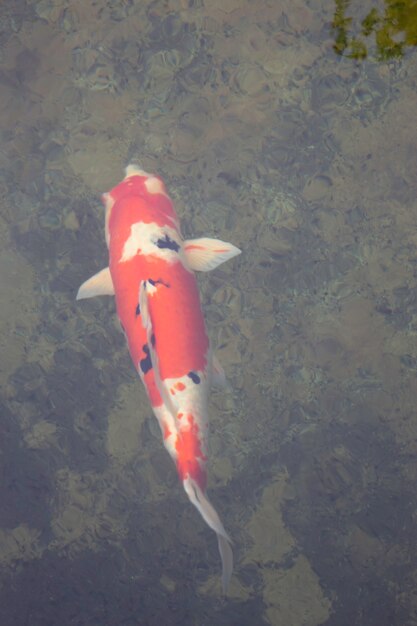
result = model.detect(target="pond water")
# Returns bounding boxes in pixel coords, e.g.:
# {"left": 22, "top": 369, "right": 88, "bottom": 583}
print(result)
{"left": 1, "top": 1, "right": 417, "bottom": 625}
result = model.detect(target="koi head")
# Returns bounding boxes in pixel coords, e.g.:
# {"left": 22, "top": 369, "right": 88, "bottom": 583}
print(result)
{"left": 102, "top": 164, "right": 169, "bottom": 247}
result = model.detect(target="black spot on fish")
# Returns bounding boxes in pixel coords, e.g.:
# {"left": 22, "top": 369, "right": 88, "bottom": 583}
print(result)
{"left": 155, "top": 234, "right": 180, "bottom": 252}
{"left": 188, "top": 371, "right": 201, "bottom": 384}
{"left": 148, "top": 278, "right": 170, "bottom": 288}
{"left": 140, "top": 344, "right": 152, "bottom": 374}
{"left": 135, "top": 303, "right": 140, "bottom": 316}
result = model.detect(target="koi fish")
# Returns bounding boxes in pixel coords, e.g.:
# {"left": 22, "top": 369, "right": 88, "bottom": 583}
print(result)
{"left": 76, "top": 165, "right": 241, "bottom": 591}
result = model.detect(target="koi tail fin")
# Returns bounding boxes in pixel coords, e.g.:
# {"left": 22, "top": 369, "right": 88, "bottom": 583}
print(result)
{"left": 183, "top": 476, "right": 233, "bottom": 593}
{"left": 217, "top": 534, "right": 233, "bottom": 594}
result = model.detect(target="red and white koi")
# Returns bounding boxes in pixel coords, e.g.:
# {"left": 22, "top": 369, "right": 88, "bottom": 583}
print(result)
{"left": 76, "top": 165, "right": 241, "bottom": 591}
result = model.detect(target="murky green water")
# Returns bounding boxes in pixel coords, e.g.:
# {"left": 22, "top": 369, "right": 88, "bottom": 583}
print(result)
{"left": 1, "top": 1, "right": 417, "bottom": 624}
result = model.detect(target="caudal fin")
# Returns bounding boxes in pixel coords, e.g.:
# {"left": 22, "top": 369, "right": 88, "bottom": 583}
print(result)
{"left": 183, "top": 476, "right": 233, "bottom": 593}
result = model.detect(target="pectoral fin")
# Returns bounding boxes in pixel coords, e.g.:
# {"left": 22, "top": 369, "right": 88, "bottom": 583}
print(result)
{"left": 76, "top": 267, "right": 114, "bottom": 300}
{"left": 184, "top": 238, "right": 241, "bottom": 272}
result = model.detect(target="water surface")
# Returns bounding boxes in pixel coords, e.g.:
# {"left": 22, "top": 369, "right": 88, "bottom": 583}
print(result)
{"left": 1, "top": 1, "right": 417, "bottom": 624}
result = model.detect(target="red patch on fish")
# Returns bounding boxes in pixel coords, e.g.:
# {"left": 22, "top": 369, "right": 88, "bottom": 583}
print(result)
{"left": 176, "top": 415, "right": 207, "bottom": 490}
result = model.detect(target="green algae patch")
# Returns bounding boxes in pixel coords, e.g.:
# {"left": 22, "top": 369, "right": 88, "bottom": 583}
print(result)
{"left": 332, "top": 0, "right": 417, "bottom": 60}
